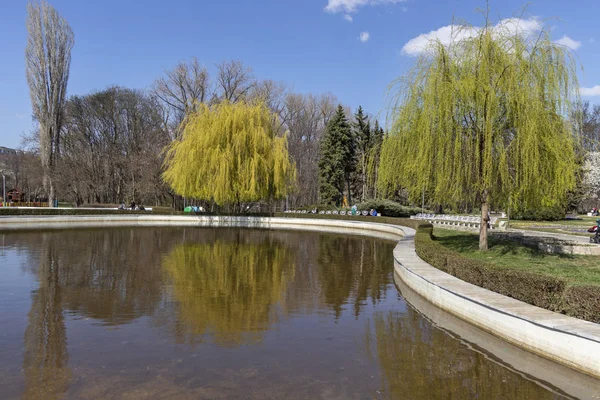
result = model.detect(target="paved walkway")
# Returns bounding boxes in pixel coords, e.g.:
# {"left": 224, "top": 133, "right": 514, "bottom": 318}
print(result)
{"left": 504, "top": 228, "right": 595, "bottom": 245}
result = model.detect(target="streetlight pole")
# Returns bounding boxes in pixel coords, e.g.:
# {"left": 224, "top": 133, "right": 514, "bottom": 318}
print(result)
{"left": 2, "top": 174, "right": 5, "bottom": 208}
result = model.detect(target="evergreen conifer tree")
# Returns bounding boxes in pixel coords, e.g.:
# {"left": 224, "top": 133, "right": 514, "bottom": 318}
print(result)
{"left": 354, "top": 106, "right": 371, "bottom": 201}
{"left": 319, "top": 105, "right": 354, "bottom": 205}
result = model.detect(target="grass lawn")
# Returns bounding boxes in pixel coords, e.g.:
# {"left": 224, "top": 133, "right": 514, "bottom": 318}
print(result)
{"left": 433, "top": 228, "right": 600, "bottom": 287}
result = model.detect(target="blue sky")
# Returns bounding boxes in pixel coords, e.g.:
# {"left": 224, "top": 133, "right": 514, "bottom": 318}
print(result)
{"left": 1, "top": 0, "right": 599, "bottom": 149}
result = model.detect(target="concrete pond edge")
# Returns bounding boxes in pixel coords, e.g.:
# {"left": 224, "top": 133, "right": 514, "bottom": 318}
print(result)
{"left": 1, "top": 214, "right": 599, "bottom": 380}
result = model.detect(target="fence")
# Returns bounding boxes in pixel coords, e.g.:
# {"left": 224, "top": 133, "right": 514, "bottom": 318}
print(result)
{"left": 411, "top": 213, "right": 498, "bottom": 230}
{"left": 1, "top": 202, "right": 50, "bottom": 207}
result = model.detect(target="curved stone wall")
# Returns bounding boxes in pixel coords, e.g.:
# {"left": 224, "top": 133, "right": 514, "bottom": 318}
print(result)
{"left": 1, "top": 215, "right": 599, "bottom": 380}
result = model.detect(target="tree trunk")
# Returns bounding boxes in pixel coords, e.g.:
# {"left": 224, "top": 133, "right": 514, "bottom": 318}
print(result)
{"left": 346, "top": 178, "right": 352, "bottom": 206}
{"left": 49, "top": 182, "right": 55, "bottom": 208}
{"left": 479, "top": 194, "right": 490, "bottom": 251}
{"left": 44, "top": 173, "right": 55, "bottom": 207}
{"left": 362, "top": 155, "right": 367, "bottom": 202}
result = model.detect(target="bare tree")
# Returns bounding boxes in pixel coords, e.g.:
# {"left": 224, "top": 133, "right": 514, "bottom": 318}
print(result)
{"left": 282, "top": 93, "right": 339, "bottom": 207}
{"left": 249, "top": 79, "right": 288, "bottom": 132}
{"left": 250, "top": 80, "right": 286, "bottom": 112}
{"left": 578, "top": 101, "right": 600, "bottom": 152}
{"left": 58, "top": 87, "right": 170, "bottom": 206}
{"left": 25, "top": 0, "right": 74, "bottom": 206}
{"left": 215, "top": 60, "right": 255, "bottom": 103}
{"left": 153, "top": 58, "right": 210, "bottom": 136}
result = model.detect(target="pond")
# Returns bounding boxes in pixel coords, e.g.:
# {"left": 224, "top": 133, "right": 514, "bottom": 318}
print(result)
{"left": 0, "top": 227, "right": 586, "bottom": 399}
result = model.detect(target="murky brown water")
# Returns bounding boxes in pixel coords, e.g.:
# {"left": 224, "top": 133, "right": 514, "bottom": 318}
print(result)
{"left": 0, "top": 227, "right": 585, "bottom": 399}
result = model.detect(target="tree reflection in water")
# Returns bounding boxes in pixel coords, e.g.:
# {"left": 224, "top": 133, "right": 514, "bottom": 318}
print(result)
{"left": 316, "top": 234, "right": 392, "bottom": 318}
{"left": 162, "top": 231, "right": 296, "bottom": 346}
{"left": 19, "top": 229, "right": 171, "bottom": 399}
{"left": 22, "top": 234, "right": 70, "bottom": 400}
{"left": 365, "top": 309, "right": 564, "bottom": 399}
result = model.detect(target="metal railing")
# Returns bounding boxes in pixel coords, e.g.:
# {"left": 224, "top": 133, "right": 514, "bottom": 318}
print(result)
{"left": 1, "top": 202, "right": 50, "bottom": 207}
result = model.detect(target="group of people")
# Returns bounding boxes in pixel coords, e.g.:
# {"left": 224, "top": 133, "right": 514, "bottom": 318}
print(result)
{"left": 118, "top": 201, "right": 145, "bottom": 211}
{"left": 352, "top": 205, "right": 378, "bottom": 216}
{"left": 306, "top": 205, "right": 378, "bottom": 216}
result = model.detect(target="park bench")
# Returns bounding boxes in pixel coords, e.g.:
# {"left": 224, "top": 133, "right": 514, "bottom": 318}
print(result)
{"left": 411, "top": 213, "right": 498, "bottom": 230}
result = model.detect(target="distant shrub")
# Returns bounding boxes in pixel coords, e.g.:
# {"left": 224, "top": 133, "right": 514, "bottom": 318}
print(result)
{"left": 512, "top": 205, "right": 566, "bottom": 221}
{"left": 297, "top": 204, "right": 342, "bottom": 212}
{"left": 0, "top": 208, "right": 161, "bottom": 216}
{"left": 357, "top": 199, "right": 424, "bottom": 218}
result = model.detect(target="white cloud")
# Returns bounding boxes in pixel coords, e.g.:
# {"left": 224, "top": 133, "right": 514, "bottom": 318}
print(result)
{"left": 359, "top": 31, "right": 370, "bottom": 42}
{"left": 325, "top": 0, "right": 406, "bottom": 14}
{"left": 15, "top": 113, "right": 25, "bottom": 120}
{"left": 590, "top": 38, "right": 595, "bottom": 44}
{"left": 344, "top": 14, "right": 353, "bottom": 22}
{"left": 554, "top": 35, "right": 582, "bottom": 50}
{"left": 402, "top": 17, "right": 543, "bottom": 56}
{"left": 581, "top": 86, "right": 600, "bottom": 97}
{"left": 494, "top": 17, "right": 542, "bottom": 36}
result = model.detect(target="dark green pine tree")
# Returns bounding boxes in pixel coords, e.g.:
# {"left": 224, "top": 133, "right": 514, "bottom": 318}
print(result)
{"left": 319, "top": 105, "right": 355, "bottom": 206}
{"left": 354, "top": 106, "right": 371, "bottom": 201}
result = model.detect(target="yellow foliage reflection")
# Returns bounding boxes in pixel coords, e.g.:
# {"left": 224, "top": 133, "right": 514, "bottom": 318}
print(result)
{"left": 367, "top": 310, "right": 561, "bottom": 399}
{"left": 163, "top": 234, "right": 295, "bottom": 346}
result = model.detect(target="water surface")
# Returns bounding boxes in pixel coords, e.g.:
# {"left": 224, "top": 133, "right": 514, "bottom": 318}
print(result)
{"left": 0, "top": 227, "right": 581, "bottom": 399}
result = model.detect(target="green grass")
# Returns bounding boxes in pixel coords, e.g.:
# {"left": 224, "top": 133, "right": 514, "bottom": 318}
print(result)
{"left": 508, "top": 216, "right": 597, "bottom": 227}
{"left": 433, "top": 228, "right": 600, "bottom": 287}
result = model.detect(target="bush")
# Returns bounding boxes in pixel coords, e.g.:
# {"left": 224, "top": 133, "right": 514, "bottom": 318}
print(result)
{"left": 512, "top": 204, "right": 566, "bottom": 221}
{"left": 357, "top": 199, "right": 424, "bottom": 218}
{"left": 297, "top": 204, "right": 342, "bottom": 212}
{"left": 0, "top": 208, "right": 158, "bottom": 216}
{"left": 562, "top": 285, "right": 600, "bottom": 323}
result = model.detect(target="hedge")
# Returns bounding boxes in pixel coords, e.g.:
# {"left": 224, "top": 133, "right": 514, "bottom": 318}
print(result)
{"left": 277, "top": 213, "right": 600, "bottom": 323}
{"left": 563, "top": 285, "right": 600, "bottom": 322}
{"left": 511, "top": 204, "right": 566, "bottom": 221}
{"left": 414, "top": 225, "right": 567, "bottom": 311}
{"left": 0, "top": 208, "right": 273, "bottom": 217}
{"left": 0, "top": 208, "right": 169, "bottom": 216}
{"left": 356, "top": 199, "right": 426, "bottom": 218}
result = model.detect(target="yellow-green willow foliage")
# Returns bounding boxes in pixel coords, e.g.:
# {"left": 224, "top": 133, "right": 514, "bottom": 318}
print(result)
{"left": 162, "top": 237, "right": 295, "bottom": 346}
{"left": 379, "top": 22, "right": 580, "bottom": 249}
{"left": 163, "top": 101, "right": 296, "bottom": 205}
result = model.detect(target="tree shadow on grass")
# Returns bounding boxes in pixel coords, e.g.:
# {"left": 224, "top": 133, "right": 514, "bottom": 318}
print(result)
{"left": 433, "top": 233, "right": 575, "bottom": 260}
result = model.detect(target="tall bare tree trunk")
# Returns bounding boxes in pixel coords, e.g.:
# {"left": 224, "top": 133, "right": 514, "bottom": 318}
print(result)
{"left": 46, "top": 175, "right": 54, "bottom": 207}
{"left": 346, "top": 178, "right": 352, "bottom": 206}
{"left": 25, "top": 0, "right": 74, "bottom": 208}
{"left": 479, "top": 191, "right": 490, "bottom": 251}
{"left": 361, "top": 154, "right": 367, "bottom": 201}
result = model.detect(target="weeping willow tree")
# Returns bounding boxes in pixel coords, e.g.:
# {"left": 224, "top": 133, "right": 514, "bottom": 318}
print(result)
{"left": 379, "top": 18, "right": 580, "bottom": 250}
{"left": 163, "top": 101, "right": 296, "bottom": 208}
